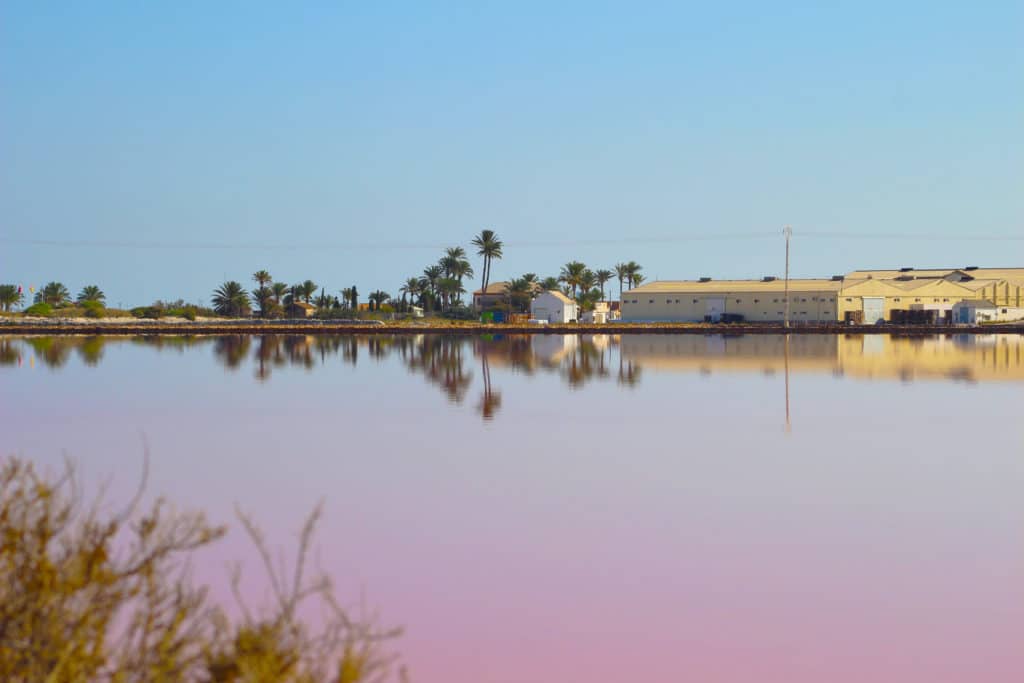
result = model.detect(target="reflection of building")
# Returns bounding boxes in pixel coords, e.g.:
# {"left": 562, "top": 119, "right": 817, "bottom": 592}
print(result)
{"left": 531, "top": 334, "right": 578, "bottom": 364}
{"left": 619, "top": 333, "right": 1024, "bottom": 382}
{"left": 621, "top": 267, "right": 1024, "bottom": 324}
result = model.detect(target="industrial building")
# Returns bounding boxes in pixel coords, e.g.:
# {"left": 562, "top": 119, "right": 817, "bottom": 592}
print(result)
{"left": 619, "top": 267, "right": 1024, "bottom": 324}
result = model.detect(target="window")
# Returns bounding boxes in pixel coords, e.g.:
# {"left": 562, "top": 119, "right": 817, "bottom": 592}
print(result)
{"left": 943, "top": 298, "right": 949, "bottom": 302}
{"left": 1003, "top": 308, "right": 1008, "bottom": 314}
{"left": 829, "top": 298, "right": 835, "bottom": 302}
{"left": 666, "top": 299, "right": 672, "bottom": 304}
{"left": 845, "top": 297, "right": 852, "bottom": 302}
{"left": 933, "top": 298, "right": 939, "bottom": 303}
{"left": 676, "top": 299, "right": 680, "bottom": 304}
{"left": 894, "top": 298, "right": 901, "bottom": 302}
{"left": 754, "top": 299, "right": 760, "bottom": 303}
{"left": 823, "top": 311, "right": 830, "bottom": 315}
{"left": 800, "top": 298, "right": 807, "bottom": 303}
{"left": 692, "top": 298, "right": 698, "bottom": 304}
{"left": 648, "top": 299, "right": 654, "bottom": 304}
{"left": 914, "top": 298, "right": 921, "bottom": 302}
{"left": 735, "top": 299, "right": 741, "bottom": 304}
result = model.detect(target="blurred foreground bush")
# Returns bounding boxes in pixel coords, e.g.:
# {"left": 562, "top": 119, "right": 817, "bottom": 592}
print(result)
{"left": 0, "top": 456, "right": 403, "bottom": 682}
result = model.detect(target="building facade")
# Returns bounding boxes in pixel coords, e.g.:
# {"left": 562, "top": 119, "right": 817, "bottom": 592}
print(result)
{"left": 620, "top": 267, "right": 1024, "bottom": 324}
{"left": 531, "top": 290, "right": 578, "bottom": 323}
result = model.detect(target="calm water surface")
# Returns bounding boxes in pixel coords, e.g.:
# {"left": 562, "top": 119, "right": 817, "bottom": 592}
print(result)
{"left": 4, "top": 333, "right": 1023, "bottom": 682}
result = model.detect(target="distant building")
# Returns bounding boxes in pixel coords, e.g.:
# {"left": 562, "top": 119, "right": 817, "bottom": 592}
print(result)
{"left": 473, "top": 281, "right": 542, "bottom": 311}
{"left": 531, "top": 290, "right": 578, "bottom": 323}
{"left": 581, "top": 301, "right": 611, "bottom": 324}
{"left": 952, "top": 299, "right": 1024, "bottom": 324}
{"left": 619, "top": 267, "right": 1024, "bottom": 324}
{"left": 286, "top": 301, "right": 317, "bottom": 318}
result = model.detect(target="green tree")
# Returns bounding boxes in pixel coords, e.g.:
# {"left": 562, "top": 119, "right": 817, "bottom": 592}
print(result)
{"left": 252, "top": 270, "right": 272, "bottom": 289}
{"left": 270, "top": 282, "right": 289, "bottom": 305}
{"left": 300, "top": 280, "right": 318, "bottom": 304}
{"left": 615, "top": 263, "right": 630, "bottom": 299}
{"left": 251, "top": 286, "right": 273, "bottom": 318}
{"left": 540, "top": 276, "right": 560, "bottom": 291}
{"left": 76, "top": 285, "right": 106, "bottom": 305}
{"left": 368, "top": 290, "right": 390, "bottom": 311}
{"left": 625, "top": 261, "right": 643, "bottom": 290}
{"left": 212, "top": 281, "right": 251, "bottom": 317}
{"left": 0, "top": 285, "right": 23, "bottom": 312}
{"left": 400, "top": 277, "right": 421, "bottom": 309}
{"left": 504, "top": 277, "right": 533, "bottom": 314}
{"left": 594, "top": 269, "right": 614, "bottom": 301}
{"left": 437, "top": 277, "right": 462, "bottom": 311}
{"left": 36, "top": 282, "right": 71, "bottom": 306}
{"left": 471, "top": 229, "right": 503, "bottom": 294}
{"left": 558, "top": 262, "right": 587, "bottom": 299}
{"left": 420, "top": 265, "right": 442, "bottom": 311}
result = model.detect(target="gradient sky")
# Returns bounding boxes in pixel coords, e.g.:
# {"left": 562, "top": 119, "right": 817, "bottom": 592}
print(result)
{"left": 2, "top": 1, "right": 1021, "bottom": 307}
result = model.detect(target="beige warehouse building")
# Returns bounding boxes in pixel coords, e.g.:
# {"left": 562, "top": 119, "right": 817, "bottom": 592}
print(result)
{"left": 620, "top": 267, "right": 1024, "bottom": 324}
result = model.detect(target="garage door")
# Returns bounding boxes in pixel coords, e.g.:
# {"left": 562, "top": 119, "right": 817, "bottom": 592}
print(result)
{"left": 862, "top": 297, "right": 885, "bottom": 324}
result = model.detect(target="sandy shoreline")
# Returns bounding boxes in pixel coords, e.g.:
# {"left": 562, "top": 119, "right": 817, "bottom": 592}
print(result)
{"left": 2, "top": 317, "right": 1023, "bottom": 336}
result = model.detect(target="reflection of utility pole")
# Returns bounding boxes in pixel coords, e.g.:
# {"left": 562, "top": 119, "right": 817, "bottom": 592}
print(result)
{"left": 784, "top": 333, "right": 792, "bottom": 434}
{"left": 783, "top": 225, "right": 792, "bottom": 329}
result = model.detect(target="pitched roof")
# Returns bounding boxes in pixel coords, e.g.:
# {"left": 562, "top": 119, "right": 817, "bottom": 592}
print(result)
{"left": 474, "top": 281, "right": 542, "bottom": 295}
{"left": 625, "top": 279, "right": 844, "bottom": 294}
{"left": 539, "top": 290, "right": 576, "bottom": 305}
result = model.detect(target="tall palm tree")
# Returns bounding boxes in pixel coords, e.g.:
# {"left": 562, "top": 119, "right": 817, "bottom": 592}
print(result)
{"left": 400, "top": 277, "right": 421, "bottom": 308}
{"left": 579, "top": 270, "right": 597, "bottom": 299}
{"left": 212, "top": 281, "right": 251, "bottom": 317}
{"left": 76, "top": 285, "right": 105, "bottom": 305}
{"left": 594, "top": 269, "right": 613, "bottom": 301}
{"left": 341, "top": 288, "right": 354, "bottom": 309}
{"left": 421, "top": 265, "right": 443, "bottom": 311}
{"left": 252, "top": 270, "right": 272, "bottom": 288}
{"left": 251, "top": 286, "right": 273, "bottom": 318}
{"left": 437, "top": 277, "right": 462, "bottom": 311}
{"left": 540, "top": 276, "right": 560, "bottom": 291}
{"left": 625, "top": 261, "right": 643, "bottom": 290}
{"left": 36, "top": 282, "right": 71, "bottom": 306}
{"left": 300, "top": 280, "right": 318, "bottom": 304}
{"left": 271, "top": 282, "right": 289, "bottom": 305}
{"left": 0, "top": 284, "right": 22, "bottom": 311}
{"left": 615, "top": 263, "right": 630, "bottom": 299}
{"left": 558, "top": 261, "right": 587, "bottom": 299}
{"left": 450, "top": 260, "right": 474, "bottom": 304}
{"left": 471, "top": 229, "right": 503, "bottom": 294}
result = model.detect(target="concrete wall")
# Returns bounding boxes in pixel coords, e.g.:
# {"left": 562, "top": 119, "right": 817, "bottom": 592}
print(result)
{"left": 620, "top": 289, "right": 840, "bottom": 322}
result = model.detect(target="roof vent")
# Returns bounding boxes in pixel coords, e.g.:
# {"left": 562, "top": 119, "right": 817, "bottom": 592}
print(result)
{"left": 831, "top": 275, "right": 844, "bottom": 281}
{"left": 899, "top": 267, "right": 914, "bottom": 272}
{"left": 762, "top": 276, "right": 777, "bottom": 282}
{"left": 699, "top": 277, "right": 712, "bottom": 283}
{"left": 964, "top": 266, "right": 979, "bottom": 271}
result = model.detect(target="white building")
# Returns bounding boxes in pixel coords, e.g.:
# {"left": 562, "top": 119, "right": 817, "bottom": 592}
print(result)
{"left": 581, "top": 301, "right": 611, "bottom": 324}
{"left": 530, "top": 290, "right": 578, "bottom": 323}
{"left": 952, "top": 300, "right": 1024, "bottom": 324}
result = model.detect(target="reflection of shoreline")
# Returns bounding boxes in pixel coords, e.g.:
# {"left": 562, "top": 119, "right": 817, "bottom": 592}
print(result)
{"left": 7, "top": 332, "right": 1024, "bottom": 386}
{"left": 619, "top": 334, "right": 1024, "bottom": 382}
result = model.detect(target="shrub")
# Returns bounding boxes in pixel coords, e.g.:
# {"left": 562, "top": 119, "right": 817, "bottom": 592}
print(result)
{"left": 131, "top": 306, "right": 163, "bottom": 319}
{"left": 83, "top": 305, "right": 105, "bottom": 318}
{"left": 182, "top": 306, "right": 197, "bottom": 321}
{"left": 23, "top": 302, "right": 53, "bottom": 317}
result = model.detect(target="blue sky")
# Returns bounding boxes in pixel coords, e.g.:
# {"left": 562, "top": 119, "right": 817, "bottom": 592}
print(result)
{"left": 2, "top": 1, "right": 1021, "bottom": 306}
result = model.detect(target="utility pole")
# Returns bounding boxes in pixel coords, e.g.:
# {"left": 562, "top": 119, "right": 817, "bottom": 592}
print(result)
{"left": 783, "top": 224, "right": 792, "bottom": 329}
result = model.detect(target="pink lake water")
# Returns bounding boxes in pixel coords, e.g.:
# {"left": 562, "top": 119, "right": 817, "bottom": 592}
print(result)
{"left": 3, "top": 333, "right": 1023, "bottom": 682}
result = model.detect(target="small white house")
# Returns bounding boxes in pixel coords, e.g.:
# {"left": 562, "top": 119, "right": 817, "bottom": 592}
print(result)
{"left": 531, "top": 290, "right": 578, "bottom": 323}
{"left": 953, "top": 299, "right": 1024, "bottom": 324}
{"left": 581, "top": 301, "right": 611, "bottom": 324}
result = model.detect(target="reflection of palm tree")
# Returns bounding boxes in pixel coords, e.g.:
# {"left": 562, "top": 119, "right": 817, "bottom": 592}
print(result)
{"left": 76, "top": 336, "right": 105, "bottom": 366}
{"left": 213, "top": 335, "right": 252, "bottom": 370}
{"left": 0, "top": 338, "right": 20, "bottom": 365}
{"left": 27, "top": 337, "right": 73, "bottom": 368}
{"left": 476, "top": 343, "right": 502, "bottom": 420}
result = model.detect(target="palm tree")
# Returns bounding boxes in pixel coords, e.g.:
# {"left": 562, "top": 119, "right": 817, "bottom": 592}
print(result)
{"left": 594, "top": 270, "right": 613, "bottom": 301}
{"left": 271, "top": 282, "right": 289, "bottom": 305}
{"left": 36, "top": 282, "right": 71, "bottom": 306}
{"left": 400, "top": 278, "right": 421, "bottom": 308}
{"left": 450, "top": 260, "right": 474, "bottom": 304}
{"left": 0, "top": 285, "right": 22, "bottom": 312}
{"left": 504, "top": 277, "right": 533, "bottom": 314}
{"left": 76, "top": 285, "right": 105, "bottom": 305}
{"left": 472, "top": 229, "right": 503, "bottom": 294}
{"left": 437, "top": 277, "right": 463, "bottom": 311}
{"left": 300, "top": 280, "right": 318, "bottom": 304}
{"left": 540, "top": 276, "right": 560, "bottom": 291}
{"left": 315, "top": 287, "right": 332, "bottom": 309}
{"left": 212, "top": 281, "right": 251, "bottom": 317}
{"left": 421, "top": 265, "right": 442, "bottom": 311}
{"left": 251, "top": 286, "right": 273, "bottom": 318}
{"left": 615, "top": 263, "right": 630, "bottom": 299}
{"left": 252, "top": 270, "right": 272, "bottom": 288}
{"left": 625, "top": 261, "right": 643, "bottom": 290}
{"left": 558, "top": 262, "right": 587, "bottom": 299}
{"left": 368, "top": 290, "right": 391, "bottom": 311}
